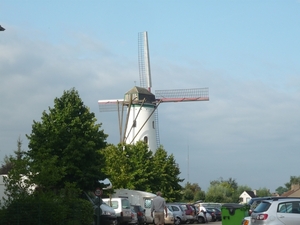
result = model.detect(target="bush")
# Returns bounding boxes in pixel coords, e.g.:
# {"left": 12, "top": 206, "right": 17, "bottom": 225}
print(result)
{"left": 0, "top": 194, "right": 93, "bottom": 225}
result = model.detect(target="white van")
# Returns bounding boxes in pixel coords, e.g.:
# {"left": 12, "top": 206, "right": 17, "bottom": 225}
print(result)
{"left": 102, "top": 197, "right": 132, "bottom": 225}
{"left": 111, "top": 189, "right": 157, "bottom": 224}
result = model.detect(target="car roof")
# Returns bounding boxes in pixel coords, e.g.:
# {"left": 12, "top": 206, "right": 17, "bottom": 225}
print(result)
{"left": 260, "top": 197, "right": 300, "bottom": 204}
{"left": 248, "top": 197, "right": 300, "bottom": 204}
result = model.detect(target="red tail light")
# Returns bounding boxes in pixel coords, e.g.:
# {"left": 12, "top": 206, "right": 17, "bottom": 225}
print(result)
{"left": 256, "top": 214, "right": 268, "bottom": 220}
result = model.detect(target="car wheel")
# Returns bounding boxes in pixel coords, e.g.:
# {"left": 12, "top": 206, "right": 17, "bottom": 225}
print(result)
{"left": 197, "top": 217, "right": 204, "bottom": 224}
{"left": 174, "top": 217, "right": 181, "bottom": 225}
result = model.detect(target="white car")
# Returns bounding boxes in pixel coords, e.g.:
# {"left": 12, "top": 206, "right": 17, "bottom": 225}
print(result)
{"left": 251, "top": 198, "right": 300, "bottom": 225}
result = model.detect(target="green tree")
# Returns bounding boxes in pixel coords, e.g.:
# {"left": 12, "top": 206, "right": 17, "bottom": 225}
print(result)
{"left": 194, "top": 190, "right": 205, "bottom": 202}
{"left": 290, "top": 176, "right": 300, "bottom": 184}
{"left": 236, "top": 185, "right": 252, "bottom": 193}
{"left": 282, "top": 176, "right": 300, "bottom": 191}
{"left": 101, "top": 142, "right": 154, "bottom": 191}
{"left": 0, "top": 156, "right": 13, "bottom": 175}
{"left": 183, "top": 189, "right": 194, "bottom": 202}
{"left": 207, "top": 177, "right": 239, "bottom": 203}
{"left": 25, "top": 88, "right": 108, "bottom": 193}
{"left": 276, "top": 186, "right": 288, "bottom": 195}
{"left": 151, "top": 147, "right": 183, "bottom": 202}
{"left": 205, "top": 183, "right": 230, "bottom": 203}
{"left": 0, "top": 136, "right": 25, "bottom": 174}
{"left": 287, "top": 176, "right": 300, "bottom": 190}
{"left": 181, "top": 182, "right": 205, "bottom": 202}
{"left": 101, "top": 142, "right": 183, "bottom": 202}
{"left": 255, "top": 188, "right": 271, "bottom": 197}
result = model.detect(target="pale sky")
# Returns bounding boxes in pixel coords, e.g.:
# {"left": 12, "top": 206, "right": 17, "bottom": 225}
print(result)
{"left": 1, "top": 0, "right": 300, "bottom": 193}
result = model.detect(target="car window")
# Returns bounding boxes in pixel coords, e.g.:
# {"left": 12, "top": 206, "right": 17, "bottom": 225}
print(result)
{"left": 144, "top": 198, "right": 152, "bottom": 208}
{"left": 278, "top": 203, "right": 289, "bottom": 213}
{"left": 250, "top": 200, "right": 263, "bottom": 211}
{"left": 278, "top": 201, "right": 300, "bottom": 214}
{"left": 108, "top": 200, "right": 118, "bottom": 209}
{"left": 122, "top": 199, "right": 130, "bottom": 209}
{"left": 171, "top": 206, "right": 179, "bottom": 212}
{"left": 253, "top": 202, "right": 271, "bottom": 213}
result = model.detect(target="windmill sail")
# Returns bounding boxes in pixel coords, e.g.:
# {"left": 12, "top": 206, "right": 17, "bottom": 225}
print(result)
{"left": 138, "top": 32, "right": 152, "bottom": 92}
{"left": 155, "top": 88, "right": 209, "bottom": 103}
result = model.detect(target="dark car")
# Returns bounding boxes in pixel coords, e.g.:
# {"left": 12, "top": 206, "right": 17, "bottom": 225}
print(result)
{"left": 206, "top": 207, "right": 221, "bottom": 221}
{"left": 131, "top": 205, "right": 146, "bottom": 225}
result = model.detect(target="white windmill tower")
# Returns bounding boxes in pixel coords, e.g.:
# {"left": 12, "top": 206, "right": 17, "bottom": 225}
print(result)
{"left": 98, "top": 32, "right": 209, "bottom": 151}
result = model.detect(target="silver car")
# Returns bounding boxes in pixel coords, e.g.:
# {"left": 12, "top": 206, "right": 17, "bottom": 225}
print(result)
{"left": 251, "top": 198, "right": 300, "bottom": 225}
{"left": 164, "top": 207, "right": 175, "bottom": 225}
{"left": 167, "top": 204, "right": 187, "bottom": 225}
{"left": 241, "top": 216, "right": 251, "bottom": 225}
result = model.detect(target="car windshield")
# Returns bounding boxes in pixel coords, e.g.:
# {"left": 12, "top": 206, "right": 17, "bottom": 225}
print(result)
{"left": 207, "top": 208, "right": 217, "bottom": 212}
{"left": 253, "top": 202, "right": 271, "bottom": 213}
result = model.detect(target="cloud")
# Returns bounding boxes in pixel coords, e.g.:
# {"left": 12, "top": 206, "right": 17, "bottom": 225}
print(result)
{"left": 1, "top": 26, "right": 300, "bottom": 192}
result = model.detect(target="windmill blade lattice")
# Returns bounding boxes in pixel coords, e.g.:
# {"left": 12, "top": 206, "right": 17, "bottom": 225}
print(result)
{"left": 155, "top": 87, "right": 209, "bottom": 103}
{"left": 138, "top": 32, "right": 152, "bottom": 91}
{"left": 98, "top": 99, "right": 126, "bottom": 112}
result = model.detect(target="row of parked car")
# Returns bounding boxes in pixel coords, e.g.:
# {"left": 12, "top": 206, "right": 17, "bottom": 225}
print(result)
{"left": 127, "top": 202, "right": 222, "bottom": 225}
{"left": 85, "top": 188, "right": 223, "bottom": 225}
{"left": 98, "top": 197, "right": 222, "bottom": 225}
{"left": 166, "top": 202, "right": 222, "bottom": 224}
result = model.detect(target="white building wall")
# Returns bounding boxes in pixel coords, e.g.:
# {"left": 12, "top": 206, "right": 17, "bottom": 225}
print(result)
{"left": 125, "top": 104, "right": 157, "bottom": 152}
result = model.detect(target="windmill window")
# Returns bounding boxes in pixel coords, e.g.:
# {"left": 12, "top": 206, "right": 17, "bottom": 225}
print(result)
{"left": 152, "top": 121, "right": 155, "bottom": 129}
{"left": 144, "top": 136, "right": 148, "bottom": 143}
{"left": 133, "top": 120, "right": 136, "bottom": 127}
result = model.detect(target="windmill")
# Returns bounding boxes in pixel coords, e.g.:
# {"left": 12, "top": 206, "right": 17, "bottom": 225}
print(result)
{"left": 98, "top": 32, "right": 209, "bottom": 151}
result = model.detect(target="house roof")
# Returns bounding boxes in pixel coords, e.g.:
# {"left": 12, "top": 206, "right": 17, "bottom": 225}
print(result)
{"left": 281, "top": 188, "right": 300, "bottom": 197}
{"left": 245, "top": 191, "right": 256, "bottom": 198}
{"left": 281, "top": 184, "right": 300, "bottom": 197}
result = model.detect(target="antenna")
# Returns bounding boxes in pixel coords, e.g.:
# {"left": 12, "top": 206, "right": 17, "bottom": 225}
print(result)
{"left": 187, "top": 143, "right": 189, "bottom": 183}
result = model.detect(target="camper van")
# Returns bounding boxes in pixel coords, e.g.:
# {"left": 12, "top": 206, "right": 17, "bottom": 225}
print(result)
{"left": 111, "top": 189, "right": 157, "bottom": 224}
